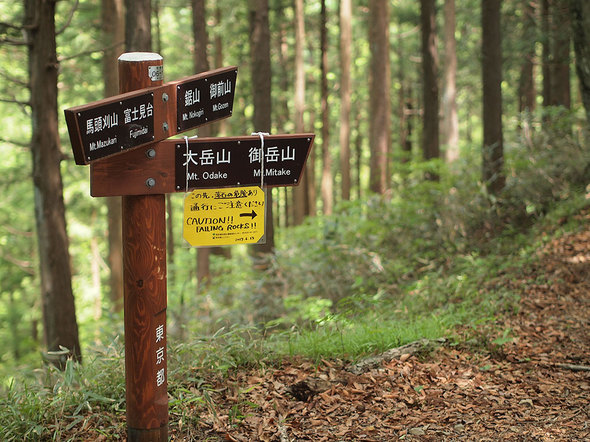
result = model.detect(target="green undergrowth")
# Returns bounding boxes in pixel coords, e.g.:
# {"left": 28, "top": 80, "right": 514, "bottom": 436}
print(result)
{"left": 2, "top": 178, "right": 589, "bottom": 439}
{"left": 0, "top": 339, "right": 126, "bottom": 440}
{"left": 1, "top": 193, "right": 588, "bottom": 440}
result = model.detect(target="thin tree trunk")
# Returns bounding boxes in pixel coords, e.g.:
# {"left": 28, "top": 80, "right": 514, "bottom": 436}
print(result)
{"left": 368, "top": 0, "right": 391, "bottom": 194}
{"left": 403, "top": 96, "right": 414, "bottom": 163}
{"left": 275, "top": 1, "right": 291, "bottom": 229}
{"left": 396, "top": 21, "right": 412, "bottom": 164}
{"left": 482, "top": 0, "right": 505, "bottom": 195}
{"left": 420, "top": 0, "right": 440, "bottom": 169}
{"left": 192, "top": 0, "right": 213, "bottom": 289}
{"left": 442, "top": 0, "right": 458, "bottom": 163}
{"left": 249, "top": 0, "right": 274, "bottom": 258}
{"left": 102, "top": 0, "right": 124, "bottom": 313}
{"left": 275, "top": 1, "right": 291, "bottom": 133}
{"left": 307, "top": 108, "right": 317, "bottom": 215}
{"left": 571, "top": 0, "right": 590, "bottom": 125}
{"left": 339, "top": 0, "right": 352, "bottom": 201}
{"left": 518, "top": 0, "right": 536, "bottom": 114}
{"left": 25, "top": 0, "right": 81, "bottom": 365}
{"left": 550, "top": 0, "right": 571, "bottom": 109}
{"left": 518, "top": 0, "right": 536, "bottom": 145}
{"left": 293, "top": 0, "right": 307, "bottom": 224}
{"left": 354, "top": 113, "right": 363, "bottom": 200}
{"left": 320, "top": 0, "right": 333, "bottom": 214}
{"left": 542, "top": 0, "right": 552, "bottom": 109}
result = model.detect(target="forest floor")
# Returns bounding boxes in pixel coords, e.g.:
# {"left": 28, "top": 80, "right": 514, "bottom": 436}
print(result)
{"left": 176, "top": 212, "right": 590, "bottom": 441}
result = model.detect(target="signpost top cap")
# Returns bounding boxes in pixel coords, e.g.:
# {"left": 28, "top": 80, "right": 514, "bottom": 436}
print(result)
{"left": 118, "top": 52, "right": 163, "bottom": 62}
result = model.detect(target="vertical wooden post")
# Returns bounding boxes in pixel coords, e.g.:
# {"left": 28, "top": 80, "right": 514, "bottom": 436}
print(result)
{"left": 119, "top": 52, "right": 168, "bottom": 441}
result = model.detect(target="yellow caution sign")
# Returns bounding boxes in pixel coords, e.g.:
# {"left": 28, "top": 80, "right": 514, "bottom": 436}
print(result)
{"left": 183, "top": 186, "right": 265, "bottom": 247}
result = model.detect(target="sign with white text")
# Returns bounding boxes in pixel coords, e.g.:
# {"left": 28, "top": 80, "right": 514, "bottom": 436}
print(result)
{"left": 183, "top": 186, "right": 265, "bottom": 246}
{"left": 89, "top": 133, "right": 315, "bottom": 197}
{"left": 64, "top": 66, "right": 237, "bottom": 165}
{"left": 176, "top": 69, "right": 236, "bottom": 132}
{"left": 174, "top": 134, "right": 314, "bottom": 191}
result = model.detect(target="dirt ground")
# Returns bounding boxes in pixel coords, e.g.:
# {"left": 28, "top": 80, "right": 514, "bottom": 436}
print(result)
{"left": 181, "top": 214, "right": 590, "bottom": 441}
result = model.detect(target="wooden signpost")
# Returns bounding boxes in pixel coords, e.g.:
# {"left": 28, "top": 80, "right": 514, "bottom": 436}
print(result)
{"left": 64, "top": 52, "right": 314, "bottom": 441}
{"left": 89, "top": 134, "right": 313, "bottom": 197}
{"left": 65, "top": 65, "right": 237, "bottom": 165}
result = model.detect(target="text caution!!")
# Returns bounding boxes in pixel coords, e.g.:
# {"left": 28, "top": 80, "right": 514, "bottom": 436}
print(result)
{"left": 183, "top": 186, "right": 265, "bottom": 247}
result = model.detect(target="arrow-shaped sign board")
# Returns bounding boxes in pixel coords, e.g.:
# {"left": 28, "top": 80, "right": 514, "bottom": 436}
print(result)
{"left": 174, "top": 134, "right": 314, "bottom": 191}
{"left": 64, "top": 66, "right": 237, "bottom": 165}
{"left": 90, "top": 133, "right": 315, "bottom": 197}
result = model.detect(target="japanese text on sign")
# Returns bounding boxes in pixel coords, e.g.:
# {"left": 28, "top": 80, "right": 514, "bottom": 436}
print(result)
{"left": 183, "top": 186, "right": 265, "bottom": 247}
{"left": 155, "top": 323, "right": 166, "bottom": 388}
{"left": 77, "top": 93, "right": 155, "bottom": 161}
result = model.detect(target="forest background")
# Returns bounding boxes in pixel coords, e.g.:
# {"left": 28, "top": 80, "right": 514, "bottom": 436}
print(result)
{"left": 1, "top": 0, "right": 590, "bottom": 409}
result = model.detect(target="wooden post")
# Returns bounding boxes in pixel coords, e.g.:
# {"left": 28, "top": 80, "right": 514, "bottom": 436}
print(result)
{"left": 119, "top": 52, "right": 168, "bottom": 441}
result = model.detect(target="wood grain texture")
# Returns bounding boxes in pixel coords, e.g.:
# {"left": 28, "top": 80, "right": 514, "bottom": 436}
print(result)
{"left": 90, "top": 134, "right": 315, "bottom": 197}
{"left": 118, "top": 53, "right": 168, "bottom": 439}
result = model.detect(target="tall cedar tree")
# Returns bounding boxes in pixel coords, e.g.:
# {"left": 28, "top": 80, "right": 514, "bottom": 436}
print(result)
{"left": 102, "top": 0, "right": 125, "bottom": 313}
{"left": 442, "top": 0, "right": 459, "bottom": 163}
{"left": 293, "top": 0, "right": 308, "bottom": 223}
{"left": 420, "top": 0, "right": 440, "bottom": 170}
{"left": 518, "top": 0, "right": 536, "bottom": 113}
{"left": 24, "top": 0, "right": 81, "bottom": 365}
{"left": 368, "top": 0, "right": 391, "bottom": 194}
{"left": 549, "top": 0, "right": 570, "bottom": 109}
{"left": 124, "top": 0, "right": 151, "bottom": 51}
{"left": 249, "top": 0, "right": 275, "bottom": 256}
{"left": 571, "top": 0, "right": 590, "bottom": 125}
{"left": 396, "top": 16, "right": 413, "bottom": 163}
{"left": 481, "top": 0, "right": 505, "bottom": 194}
{"left": 320, "top": 0, "right": 333, "bottom": 214}
{"left": 193, "top": 0, "right": 212, "bottom": 288}
{"left": 339, "top": 0, "right": 352, "bottom": 200}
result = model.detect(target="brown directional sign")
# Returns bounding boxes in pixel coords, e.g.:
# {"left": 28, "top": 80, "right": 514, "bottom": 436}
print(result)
{"left": 176, "top": 69, "right": 236, "bottom": 132}
{"left": 64, "top": 66, "right": 237, "bottom": 165}
{"left": 90, "top": 134, "right": 315, "bottom": 197}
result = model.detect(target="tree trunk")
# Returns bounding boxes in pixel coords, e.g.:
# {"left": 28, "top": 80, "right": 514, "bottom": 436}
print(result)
{"left": 517, "top": 0, "right": 536, "bottom": 147}
{"left": 124, "top": 0, "right": 151, "bottom": 51}
{"left": 518, "top": 0, "right": 536, "bottom": 115}
{"left": 368, "top": 0, "right": 391, "bottom": 194}
{"left": 339, "top": 0, "right": 352, "bottom": 201}
{"left": 396, "top": 20, "right": 412, "bottom": 164}
{"left": 102, "top": 0, "right": 125, "bottom": 313}
{"left": 192, "top": 0, "right": 213, "bottom": 288}
{"left": 293, "top": 0, "right": 307, "bottom": 224}
{"left": 542, "top": 0, "right": 552, "bottom": 109}
{"left": 481, "top": 0, "right": 505, "bottom": 195}
{"left": 354, "top": 113, "right": 362, "bottom": 200}
{"left": 24, "top": 0, "right": 81, "bottom": 365}
{"left": 549, "top": 0, "right": 570, "bottom": 109}
{"left": 442, "top": 0, "right": 458, "bottom": 163}
{"left": 420, "top": 0, "right": 440, "bottom": 169}
{"left": 249, "top": 0, "right": 274, "bottom": 257}
{"left": 275, "top": 1, "right": 291, "bottom": 133}
{"left": 193, "top": 0, "right": 210, "bottom": 76}
{"left": 571, "top": 0, "right": 590, "bottom": 124}
{"left": 320, "top": 0, "right": 333, "bottom": 214}
{"left": 214, "top": 7, "right": 228, "bottom": 135}
{"left": 275, "top": 1, "right": 291, "bottom": 228}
